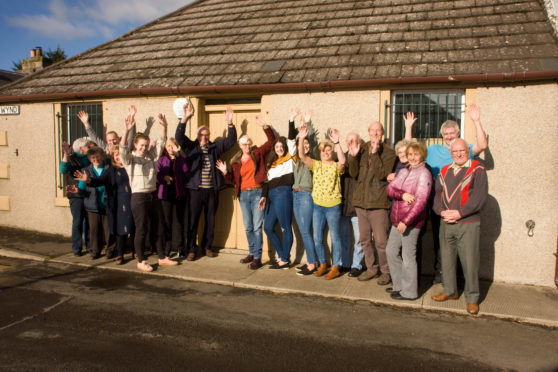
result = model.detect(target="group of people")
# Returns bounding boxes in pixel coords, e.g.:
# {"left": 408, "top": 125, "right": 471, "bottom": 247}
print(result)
{"left": 60, "top": 101, "right": 488, "bottom": 314}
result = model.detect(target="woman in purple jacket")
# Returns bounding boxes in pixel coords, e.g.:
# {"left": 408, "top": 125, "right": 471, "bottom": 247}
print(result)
{"left": 385, "top": 141, "right": 432, "bottom": 300}
{"left": 157, "top": 138, "right": 189, "bottom": 258}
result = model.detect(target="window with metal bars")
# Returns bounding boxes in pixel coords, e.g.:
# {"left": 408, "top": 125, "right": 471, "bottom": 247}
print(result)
{"left": 60, "top": 102, "right": 104, "bottom": 145}
{"left": 386, "top": 91, "right": 465, "bottom": 147}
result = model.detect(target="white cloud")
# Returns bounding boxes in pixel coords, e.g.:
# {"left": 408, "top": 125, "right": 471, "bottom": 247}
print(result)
{"left": 7, "top": 0, "right": 191, "bottom": 40}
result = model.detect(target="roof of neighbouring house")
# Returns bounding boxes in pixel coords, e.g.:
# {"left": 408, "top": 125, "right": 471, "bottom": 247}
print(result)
{"left": 1, "top": 0, "right": 558, "bottom": 100}
{"left": 0, "top": 70, "right": 24, "bottom": 86}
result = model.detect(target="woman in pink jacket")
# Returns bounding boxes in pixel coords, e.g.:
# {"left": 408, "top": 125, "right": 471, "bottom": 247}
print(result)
{"left": 385, "top": 141, "right": 432, "bottom": 300}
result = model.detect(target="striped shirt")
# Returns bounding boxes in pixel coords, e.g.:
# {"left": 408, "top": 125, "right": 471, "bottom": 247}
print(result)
{"left": 200, "top": 146, "right": 213, "bottom": 188}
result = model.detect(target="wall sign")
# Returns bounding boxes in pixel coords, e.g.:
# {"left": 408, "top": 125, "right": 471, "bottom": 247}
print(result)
{"left": 0, "top": 105, "right": 19, "bottom": 115}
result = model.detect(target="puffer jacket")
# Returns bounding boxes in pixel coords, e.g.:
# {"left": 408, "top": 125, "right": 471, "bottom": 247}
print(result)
{"left": 348, "top": 141, "right": 396, "bottom": 210}
{"left": 386, "top": 162, "right": 432, "bottom": 229}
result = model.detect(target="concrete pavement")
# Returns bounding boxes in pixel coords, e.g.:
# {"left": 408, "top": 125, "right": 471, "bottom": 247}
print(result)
{"left": 0, "top": 239, "right": 556, "bottom": 328}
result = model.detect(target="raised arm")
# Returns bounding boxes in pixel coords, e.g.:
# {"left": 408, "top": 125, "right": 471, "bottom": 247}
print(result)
{"left": 120, "top": 114, "right": 135, "bottom": 148}
{"left": 214, "top": 106, "right": 237, "bottom": 158}
{"left": 176, "top": 101, "right": 195, "bottom": 151}
{"left": 347, "top": 137, "right": 361, "bottom": 178}
{"left": 59, "top": 141, "right": 72, "bottom": 174}
{"left": 297, "top": 127, "right": 313, "bottom": 168}
{"left": 328, "top": 128, "right": 345, "bottom": 172}
{"left": 254, "top": 116, "right": 275, "bottom": 156}
{"left": 78, "top": 110, "right": 106, "bottom": 150}
{"left": 403, "top": 112, "right": 417, "bottom": 141}
{"left": 468, "top": 104, "right": 487, "bottom": 156}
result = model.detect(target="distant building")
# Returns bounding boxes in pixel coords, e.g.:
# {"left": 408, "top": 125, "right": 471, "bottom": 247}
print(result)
{"left": 0, "top": 70, "right": 23, "bottom": 86}
{"left": 0, "top": 0, "right": 557, "bottom": 287}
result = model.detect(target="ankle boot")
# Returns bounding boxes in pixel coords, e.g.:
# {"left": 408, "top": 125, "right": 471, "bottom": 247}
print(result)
{"left": 324, "top": 265, "right": 340, "bottom": 280}
{"left": 313, "top": 263, "right": 328, "bottom": 277}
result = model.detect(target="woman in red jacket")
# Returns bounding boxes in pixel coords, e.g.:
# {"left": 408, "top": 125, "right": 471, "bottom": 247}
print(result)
{"left": 385, "top": 141, "right": 432, "bottom": 300}
{"left": 216, "top": 117, "right": 275, "bottom": 269}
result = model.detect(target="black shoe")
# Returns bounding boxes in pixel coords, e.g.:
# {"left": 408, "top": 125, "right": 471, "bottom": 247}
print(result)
{"left": 91, "top": 253, "right": 100, "bottom": 260}
{"left": 385, "top": 287, "right": 399, "bottom": 294}
{"left": 390, "top": 292, "right": 417, "bottom": 301}
{"left": 269, "top": 262, "right": 290, "bottom": 270}
{"left": 339, "top": 266, "right": 351, "bottom": 273}
{"left": 296, "top": 266, "right": 317, "bottom": 276}
{"left": 106, "top": 250, "right": 116, "bottom": 259}
{"left": 296, "top": 264, "right": 307, "bottom": 271}
{"left": 349, "top": 268, "right": 363, "bottom": 277}
{"left": 73, "top": 252, "right": 82, "bottom": 257}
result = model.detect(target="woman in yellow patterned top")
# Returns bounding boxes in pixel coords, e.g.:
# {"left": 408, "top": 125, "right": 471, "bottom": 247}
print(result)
{"left": 298, "top": 126, "right": 346, "bottom": 279}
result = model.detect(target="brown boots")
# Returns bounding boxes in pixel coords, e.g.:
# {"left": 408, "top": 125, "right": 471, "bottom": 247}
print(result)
{"left": 313, "top": 263, "right": 328, "bottom": 277}
{"left": 324, "top": 266, "right": 340, "bottom": 280}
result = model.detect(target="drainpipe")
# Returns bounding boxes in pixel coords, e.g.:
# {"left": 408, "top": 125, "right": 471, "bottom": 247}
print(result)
{"left": 555, "top": 237, "right": 558, "bottom": 288}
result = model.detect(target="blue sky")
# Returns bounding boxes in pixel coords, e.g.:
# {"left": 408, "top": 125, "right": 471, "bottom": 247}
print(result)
{"left": 0, "top": 0, "right": 192, "bottom": 72}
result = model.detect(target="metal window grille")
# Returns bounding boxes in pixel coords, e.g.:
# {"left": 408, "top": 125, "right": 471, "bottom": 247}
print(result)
{"left": 385, "top": 91, "right": 465, "bottom": 146}
{"left": 56, "top": 102, "right": 103, "bottom": 189}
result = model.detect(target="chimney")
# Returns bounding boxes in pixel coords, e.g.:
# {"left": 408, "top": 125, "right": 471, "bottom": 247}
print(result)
{"left": 35, "top": 47, "right": 42, "bottom": 57}
{"left": 30, "top": 49, "right": 36, "bottom": 58}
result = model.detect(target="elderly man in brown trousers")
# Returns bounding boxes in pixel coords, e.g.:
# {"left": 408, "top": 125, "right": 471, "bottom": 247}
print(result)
{"left": 347, "top": 121, "right": 396, "bottom": 285}
{"left": 431, "top": 139, "right": 488, "bottom": 315}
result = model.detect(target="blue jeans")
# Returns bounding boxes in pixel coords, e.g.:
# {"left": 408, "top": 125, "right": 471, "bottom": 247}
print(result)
{"left": 239, "top": 189, "right": 264, "bottom": 259}
{"left": 69, "top": 198, "right": 89, "bottom": 255}
{"left": 264, "top": 186, "right": 293, "bottom": 262}
{"left": 340, "top": 215, "right": 363, "bottom": 269}
{"left": 293, "top": 190, "right": 317, "bottom": 264}
{"left": 312, "top": 203, "right": 342, "bottom": 266}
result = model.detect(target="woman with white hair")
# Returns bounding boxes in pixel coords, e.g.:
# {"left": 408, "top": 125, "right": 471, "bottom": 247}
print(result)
{"left": 216, "top": 117, "right": 275, "bottom": 269}
{"left": 60, "top": 136, "right": 94, "bottom": 256}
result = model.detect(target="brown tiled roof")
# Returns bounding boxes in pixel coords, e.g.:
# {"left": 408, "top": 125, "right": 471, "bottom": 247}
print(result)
{"left": 1, "top": 0, "right": 558, "bottom": 98}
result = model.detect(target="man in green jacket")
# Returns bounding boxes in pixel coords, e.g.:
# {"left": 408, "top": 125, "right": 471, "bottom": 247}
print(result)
{"left": 348, "top": 122, "right": 396, "bottom": 284}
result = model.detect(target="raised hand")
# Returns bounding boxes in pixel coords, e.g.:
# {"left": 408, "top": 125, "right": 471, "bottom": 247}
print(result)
{"left": 77, "top": 111, "right": 89, "bottom": 127}
{"left": 297, "top": 116, "right": 307, "bottom": 132}
{"left": 289, "top": 107, "right": 301, "bottom": 122}
{"left": 183, "top": 101, "right": 194, "bottom": 119}
{"left": 128, "top": 105, "right": 137, "bottom": 120}
{"left": 216, "top": 159, "right": 227, "bottom": 175}
{"left": 73, "top": 170, "right": 88, "bottom": 182}
{"left": 62, "top": 141, "right": 72, "bottom": 156}
{"left": 298, "top": 126, "right": 309, "bottom": 139}
{"left": 225, "top": 106, "right": 234, "bottom": 124}
{"left": 157, "top": 113, "right": 168, "bottom": 127}
{"left": 125, "top": 114, "right": 136, "bottom": 132}
{"left": 328, "top": 128, "right": 340, "bottom": 144}
{"left": 303, "top": 110, "right": 313, "bottom": 124}
{"left": 404, "top": 112, "right": 417, "bottom": 128}
{"left": 469, "top": 104, "right": 480, "bottom": 122}
{"left": 347, "top": 138, "right": 361, "bottom": 157}
{"left": 255, "top": 116, "right": 266, "bottom": 127}
{"left": 66, "top": 185, "right": 78, "bottom": 194}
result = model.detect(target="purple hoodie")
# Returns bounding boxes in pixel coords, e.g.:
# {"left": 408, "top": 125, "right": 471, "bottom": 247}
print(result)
{"left": 386, "top": 162, "right": 432, "bottom": 229}
{"left": 157, "top": 151, "right": 189, "bottom": 200}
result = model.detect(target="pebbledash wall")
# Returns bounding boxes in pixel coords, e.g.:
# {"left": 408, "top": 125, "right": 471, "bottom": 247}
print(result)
{"left": 0, "top": 84, "right": 557, "bottom": 287}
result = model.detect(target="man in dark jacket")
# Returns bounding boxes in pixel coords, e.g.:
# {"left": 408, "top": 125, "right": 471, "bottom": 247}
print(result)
{"left": 347, "top": 122, "right": 396, "bottom": 285}
{"left": 175, "top": 102, "right": 237, "bottom": 260}
{"left": 431, "top": 139, "right": 488, "bottom": 315}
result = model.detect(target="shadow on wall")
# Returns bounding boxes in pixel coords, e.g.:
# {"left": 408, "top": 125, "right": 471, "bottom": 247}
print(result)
{"left": 479, "top": 194, "right": 501, "bottom": 282}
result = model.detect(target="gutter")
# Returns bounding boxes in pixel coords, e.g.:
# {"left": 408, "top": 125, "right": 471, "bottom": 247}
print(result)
{"left": 0, "top": 70, "right": 557, "bottom": 103}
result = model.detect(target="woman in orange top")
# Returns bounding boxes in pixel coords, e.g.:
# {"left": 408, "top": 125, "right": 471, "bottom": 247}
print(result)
{"left": 216, "top": 117, "right": 275, "bottom": 269}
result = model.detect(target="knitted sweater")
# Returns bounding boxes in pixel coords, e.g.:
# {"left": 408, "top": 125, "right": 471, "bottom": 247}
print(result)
{"left": 433, "top": 160, "right": 488, "bottom": 224}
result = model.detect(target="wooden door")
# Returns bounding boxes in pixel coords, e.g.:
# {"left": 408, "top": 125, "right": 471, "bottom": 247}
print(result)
{"left": 203, "top": 104, "right": 267, "bottom": 252}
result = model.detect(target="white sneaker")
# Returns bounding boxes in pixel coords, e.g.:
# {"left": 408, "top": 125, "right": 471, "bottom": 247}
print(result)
{"left": 137, "top": 260, "right": 153, "bottom": 272}
{"left": 158, "top": 257, "right": 178, "bottom": 266}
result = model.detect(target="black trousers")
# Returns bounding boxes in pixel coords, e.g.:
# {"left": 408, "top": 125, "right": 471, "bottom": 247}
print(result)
{"left": 160, "top": 196, "right": 187, "bottom": 255}
{"left": 131, "top": 192, "right": 165, "bottom": 261}
{"left": 187, "top": 188, "right": 218, "bottom": 254}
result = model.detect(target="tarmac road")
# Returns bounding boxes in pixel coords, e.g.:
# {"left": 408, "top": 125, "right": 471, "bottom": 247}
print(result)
{"left": 0, "top": 257, "right": 557, "bottom": 371}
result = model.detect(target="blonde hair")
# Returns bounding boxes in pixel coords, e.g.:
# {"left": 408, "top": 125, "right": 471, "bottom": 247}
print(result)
{"left": 318, "top": 139, "right": 334, "bottom": 152}
{"left": 406, "top": 141, "right": 428, "bottom": 162}
{"left": 110, "top": 145, "right": 121, "bottom": 167}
